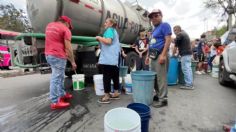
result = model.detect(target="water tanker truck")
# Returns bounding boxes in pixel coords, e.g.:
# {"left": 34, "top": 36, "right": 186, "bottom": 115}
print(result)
{"left": 15, "top": 0, "right": 151, "bottom": 78}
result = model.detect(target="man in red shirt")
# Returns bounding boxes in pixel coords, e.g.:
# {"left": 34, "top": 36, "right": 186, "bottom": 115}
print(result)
{"left": 45, "top": 16, "right": 77, "bottom": 110}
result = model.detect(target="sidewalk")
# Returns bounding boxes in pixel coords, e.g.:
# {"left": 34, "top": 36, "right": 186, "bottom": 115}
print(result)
{"left": 0, "top": 67, "right": 35, "bottom": 78}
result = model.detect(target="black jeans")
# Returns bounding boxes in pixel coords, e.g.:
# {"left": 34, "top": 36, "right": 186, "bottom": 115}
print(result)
{"left": 136, "top": 54, "right": 149, "bottom": 71}
{"left": 100, "top": 64, "right": 119, "bottom": 93}
{"left": 208, "top": 55, "right": 216, "bottom": 70}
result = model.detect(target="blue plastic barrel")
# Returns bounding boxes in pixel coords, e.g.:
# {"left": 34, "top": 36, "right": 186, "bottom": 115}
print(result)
{"left": 131, "top": 71, "right": 156, "bottom": 105}
{"left": 127, "top": 103, "right": 151, "bottom": 132}
{"left": 119, "top": 66, "right": 128, "bottom": 77}
{"left": 167, "top": 57, "right": 179, "bottom": 85}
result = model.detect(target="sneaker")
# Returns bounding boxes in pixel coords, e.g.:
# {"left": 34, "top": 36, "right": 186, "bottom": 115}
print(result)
{"left": 207, "top": 70, "right": 211, "bottom": 73}
{"left": 201, "top": 71, "right": 206, "bottom": 74}
{"left": 50, "top": 101, "right": 70, "bottom": 110}
{"left": 61, "top": 92, "right": 73, "bottom": 102}
{"left": 195, "top": 71, "right": 202, "bottom": 75}
{"left": 180, "top": 85, "right": 194, "bottom": 90}
{"left": 152, "top": 100, "right": 168, "bottom": 108}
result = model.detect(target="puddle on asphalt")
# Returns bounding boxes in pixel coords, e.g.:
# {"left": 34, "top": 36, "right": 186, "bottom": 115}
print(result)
{"left": 0, "top": 90, "right": 90, "bottom": 132}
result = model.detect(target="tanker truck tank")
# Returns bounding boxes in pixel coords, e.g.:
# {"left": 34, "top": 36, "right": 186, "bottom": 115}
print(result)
{"left": 26, "top": 0, "right": 150, "bottom": 44}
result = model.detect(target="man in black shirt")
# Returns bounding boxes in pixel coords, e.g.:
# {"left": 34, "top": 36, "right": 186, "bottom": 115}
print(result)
{"left": 173, "top": 25, "right": 194, "bottom": 89}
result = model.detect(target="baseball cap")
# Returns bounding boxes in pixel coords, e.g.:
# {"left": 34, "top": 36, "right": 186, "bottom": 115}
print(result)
{"left": 60, "top": 16, "right": 73, "bottom": 29}
{"left": 148, "top": 9, "right": 162, "bottom": 18}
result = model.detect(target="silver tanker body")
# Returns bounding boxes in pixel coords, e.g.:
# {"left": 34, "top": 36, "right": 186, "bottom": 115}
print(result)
{"left": 26, "top": 0, "right": 150, "bottom": 44}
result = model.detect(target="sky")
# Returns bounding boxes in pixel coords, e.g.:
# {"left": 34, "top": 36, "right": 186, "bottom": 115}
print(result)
{"left": 123, "top": 0, "right": 227, "bottom": 39}
{"left": 0, "top": 0, "right": 227, "bottom": 39}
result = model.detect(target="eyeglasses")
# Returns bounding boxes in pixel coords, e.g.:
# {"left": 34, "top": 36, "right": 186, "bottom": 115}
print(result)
{"left": 150, "top": 13, "right": 161, "bottom": 19}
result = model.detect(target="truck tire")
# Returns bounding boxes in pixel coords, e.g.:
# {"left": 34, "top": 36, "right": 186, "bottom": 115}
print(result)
{"left": 218, "top": 59, "right": 233, "bottom": 86}
{"left": 125, "top": 51, "right": 138, "bottom": 73}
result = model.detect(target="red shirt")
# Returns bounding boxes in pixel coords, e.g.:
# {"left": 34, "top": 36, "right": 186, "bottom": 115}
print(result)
{"left": 217, "top": 46, "right": 224, "bottom": 55}
{"left": 45, "top": 22, "right": 71, "bottom": 59}
{"left": 204, "top": 45, "right": 210, "bottom": 53}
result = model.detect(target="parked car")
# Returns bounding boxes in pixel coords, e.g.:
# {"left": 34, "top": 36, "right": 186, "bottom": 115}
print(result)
{"left": 0, "top": 29, "right": 20, "bottom": 69}
{"left": 219, "top": 28, "right": 236, "bottom": 86}
{"left": 0, "top": 45, "right": 11, "bottom": 69}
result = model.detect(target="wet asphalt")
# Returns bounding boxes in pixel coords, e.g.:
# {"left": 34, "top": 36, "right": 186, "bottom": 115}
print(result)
{"left": 0, "top": 73, "right": 236, "bottom": 132}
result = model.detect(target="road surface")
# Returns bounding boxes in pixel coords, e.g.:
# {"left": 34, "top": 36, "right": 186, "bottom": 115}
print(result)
{"left": 0, "top": 73, "right": 235, "bottom": 132}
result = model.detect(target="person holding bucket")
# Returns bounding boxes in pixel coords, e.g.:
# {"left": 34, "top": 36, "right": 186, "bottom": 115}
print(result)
{"left": 96, "top": 18, "right": 121, "bottom": 104}
{"left": 145, "top": 9, "right": 172, "bottom": 108}
{"left": 45, "top": 16, "right": 77, "bottom": 110}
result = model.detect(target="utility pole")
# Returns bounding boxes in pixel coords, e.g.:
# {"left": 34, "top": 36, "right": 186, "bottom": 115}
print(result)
{"left": 227, "top": 0, "right": 233, "bottom": 29}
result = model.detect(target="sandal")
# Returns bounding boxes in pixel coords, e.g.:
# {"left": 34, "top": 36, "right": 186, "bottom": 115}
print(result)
{"left": 109, "top": 94, "right": 120, "bottom": 100}
{"left": 97, "top": 97, "right": 110, "bottom": 104}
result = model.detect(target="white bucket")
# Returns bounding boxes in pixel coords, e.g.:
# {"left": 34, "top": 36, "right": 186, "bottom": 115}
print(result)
{"left": 104, "top": 107, "right": 141, "bottom": 132}
{"left": 93, "top": 74, "right": 104, "bottom": 96}
{"left": 125, "top": 74, "right": 132, "bottom": 94}
{"left": 212, "top": 65, "right": 219, "bottom": 78}
{"left": 72, "top": 74, "right": 85, "bottom": 90}
{"left": 125, "top": 74, "right": 132, "bottom": 84}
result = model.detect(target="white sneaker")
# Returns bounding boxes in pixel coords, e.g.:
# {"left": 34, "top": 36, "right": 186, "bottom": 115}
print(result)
{"left": 201, "top": 71, "right": 206, "bottom": 74}
{"left": 195, "top": 71, "right": 202, "bottom": 75}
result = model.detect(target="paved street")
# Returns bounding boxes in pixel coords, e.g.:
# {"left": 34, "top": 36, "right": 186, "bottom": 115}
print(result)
{"left": 0, "top": 73, "right": 235, "bottom": 132}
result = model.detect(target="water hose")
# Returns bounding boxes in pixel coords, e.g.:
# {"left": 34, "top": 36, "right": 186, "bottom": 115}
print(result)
{"left": 15, "top": 33, "right": 131, "bottom": 47}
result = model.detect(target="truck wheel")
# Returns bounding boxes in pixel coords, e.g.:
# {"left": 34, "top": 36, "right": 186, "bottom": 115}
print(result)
{"left": 218, "top": 59, "right": 233, "bottom": 86}
{"left": 125, "top": 51, "right": 138, "bottom": 73}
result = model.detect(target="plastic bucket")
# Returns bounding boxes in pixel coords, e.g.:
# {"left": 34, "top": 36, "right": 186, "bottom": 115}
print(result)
{"left": 119, "top": 66, "right": 128, "bottom": 77}
{"left": 203, "top": 61, "right": 208, "bottom": 73}
{"left": 93, "top": 74, "right": 104, "bottom": 96}
{"left": 125, "top": 83, "right": 132, "bottom": 94}
{"left": 191, "top": 61, "right": 198, "bottom": 75}
{"left": 104, "top": 107, "right": 141, "bottom": 132}
{"left": 127, "top": 103, "right": 151, "bottom": 132}
{"left": 131, "top": 71, "right": 156, "bottom": 105}
{"left": 212, "top": 65, "right": 219, "bottom": 78}
{"left": 167, "top": 57, "right": 179, "bottom": 85}
{"left": 72, "top": 74, "right": 85, "bottom": 90}
{"left": 125, "top": 74, "right": 132, "bottom": 84}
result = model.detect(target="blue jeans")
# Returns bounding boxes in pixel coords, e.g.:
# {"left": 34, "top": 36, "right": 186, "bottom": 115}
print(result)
{"left": 46, "top": 55, "right": 67, "bottom": 103}
{"left": 181, "top": 55, "right": 193, "bottom": 86}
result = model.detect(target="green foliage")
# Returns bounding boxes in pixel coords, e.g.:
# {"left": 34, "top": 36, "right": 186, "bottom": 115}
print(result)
{"left": 215, "top": 26, "right": 227, "bottom": 37}
{"left": 0, "top": 3, "right": 31, "bottom": 32}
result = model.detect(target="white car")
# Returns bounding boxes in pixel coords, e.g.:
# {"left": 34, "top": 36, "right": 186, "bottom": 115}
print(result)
{"left": 219, "top": 30, "right": 236, "bottom": 85}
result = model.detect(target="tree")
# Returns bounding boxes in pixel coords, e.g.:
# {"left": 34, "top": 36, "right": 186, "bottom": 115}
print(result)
{"left": 204, "top": 0, "right": 236, "bottom": 29}
{"left": 215, "top": 25, "right": 227, "bottom": 37}
{"left": 0, "top": 4, "right": 31, "bottom": 32}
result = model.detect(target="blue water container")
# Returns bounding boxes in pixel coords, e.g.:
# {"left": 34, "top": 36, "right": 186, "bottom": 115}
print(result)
{"left": 167, "top": 57, "right": 179, "bottom": 85}
{"left": 131, "top": 71, "right": 156, "bottom": 105}
{"left": 119, "top": 66, "right": 128, "bottom": 77}
{"left": 127, "top": 103, "right": 151, "bottom": 132}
